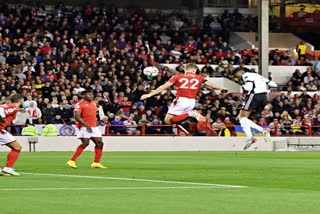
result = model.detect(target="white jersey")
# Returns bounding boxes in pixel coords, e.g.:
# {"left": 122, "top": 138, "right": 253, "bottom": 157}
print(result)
{"left": 242, "top": 72, "right": 277, "bottom": 94}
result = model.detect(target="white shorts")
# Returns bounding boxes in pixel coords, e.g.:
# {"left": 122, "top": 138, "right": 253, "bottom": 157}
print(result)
{"left": 76, "top": 127, "right": 102, "bottom": 139}
{"left": 167, "top": 97, "right": 195, "bottom": 115}
{"left": 0, "top": 130, "right": 16, "bottom": 145}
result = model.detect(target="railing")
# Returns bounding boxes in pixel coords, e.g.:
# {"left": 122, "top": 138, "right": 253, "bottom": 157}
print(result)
{"left": 7, "top": 124, "right": 320, "bottom": 137}
{"left": 271, "top": 125, "right": 320, "bottom": 137}
{"left": 104, "top": 124, "right": 216, "bottom": 136}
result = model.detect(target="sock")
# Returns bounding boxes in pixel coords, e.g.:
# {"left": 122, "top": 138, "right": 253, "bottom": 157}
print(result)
{"left": 5, "top": 149, "right": 21, "bottom": 168}
{"left": 239, "top": 117, "right": 253, "bottom": 140}
{"left": 171, "top": 113, "right": 190, "bottom": 123}
{"left": 70, "top": 144, "right": 88, "bottom": 161}
{"left": 94, "top": 146, "right": 103, "bottom": 163}
{"left": 170, "top": 113, "right": 190, "bottom": 123}
{"left": 247, "top": 119, "right": 264, "bottom": 132}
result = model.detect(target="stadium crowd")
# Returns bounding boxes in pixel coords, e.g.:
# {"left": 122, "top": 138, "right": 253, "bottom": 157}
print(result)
{"left": 0, "top": 3, "right": 320, "bottom": 136}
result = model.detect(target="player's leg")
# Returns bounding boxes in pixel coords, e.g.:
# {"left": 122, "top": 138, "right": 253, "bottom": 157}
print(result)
{"left": 239, "top": 110, "right": 254, "bottom": 139}
{"left": 166, "top": 113, "right": 191, "bottom": 124}
{"left": 90, "top": 127, "right": 107, "bottom": 168}
{"left": 67, "top": 138, "right": 90, "bottom": 168}
{"left": 2, "top": 140, "right": 22, "bottom": 176}
{"left": 258, "top": 98, "right": 271, "bottom": 143}
{"left": 239, "top": 110, "right": 258, "bottom": 150}
{"left": 167, "top": 98, "right": 204, "bottom": 123}
{"left": 67, "top": 127, "right": 90, "bottom": 168}
{"left": 90, "top": 137, "right": 107, "bottom": 169}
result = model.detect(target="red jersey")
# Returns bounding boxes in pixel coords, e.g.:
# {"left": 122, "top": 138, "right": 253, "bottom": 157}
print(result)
{"left": 0, "top": 103, "right": 18, "bottom": 129}
{"left": 74, "top": 100, "right": 97, "bottom": 128}
{"left": 169, "top": 72, "right": 206, "bottom": 99}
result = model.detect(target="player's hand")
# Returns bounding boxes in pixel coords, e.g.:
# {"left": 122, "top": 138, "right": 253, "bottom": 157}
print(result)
{"left": 86, "top": 126, "right": 93, "bottom": 133}
{"left": 140, "top": 94, "right": 150, "bottom": 100}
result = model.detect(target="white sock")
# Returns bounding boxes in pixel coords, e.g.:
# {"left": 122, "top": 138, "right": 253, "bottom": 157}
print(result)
{"left": 3, "top": 167, "right": 12, "bottom": 171}
{"left": 247, "top": 119, "right": 264, "bottom": 132}
{"left": 239, "top": 117, "right": 253, "bottom": 140}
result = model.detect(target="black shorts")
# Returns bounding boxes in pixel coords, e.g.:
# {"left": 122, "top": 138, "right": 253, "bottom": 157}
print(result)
{"left": 241, "top": 93, "right": 268, "bottom": 113}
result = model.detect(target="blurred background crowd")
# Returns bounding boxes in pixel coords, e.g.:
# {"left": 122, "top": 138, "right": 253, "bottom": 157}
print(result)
{"left": 0, "top": 2, "right": 320, "bottom": 136}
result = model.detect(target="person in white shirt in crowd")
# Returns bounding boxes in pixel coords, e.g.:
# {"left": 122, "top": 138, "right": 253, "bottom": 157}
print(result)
{"left": 12, "top": 108, "right": 31, "bottom": 135}
{"left": 123, "top": 116, "right": 139, "bottom": 135}
{"left": 25, "top": 101, "right": 42, "bottom": 124}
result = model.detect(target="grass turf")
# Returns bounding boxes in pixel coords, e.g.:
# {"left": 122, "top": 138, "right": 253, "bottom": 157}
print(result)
{"left": 1, "top": 151, "right": 320, "bottom": 214}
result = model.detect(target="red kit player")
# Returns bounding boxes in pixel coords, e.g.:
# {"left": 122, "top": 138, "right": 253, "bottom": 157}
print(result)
{"left": 0, "top": 94, "right": 25, "bottom": 176}
{"left": 141, "top": 63, "right": 228, "bottom": 124}
{"left": 67, "top": 90, "right": 107, "bottom": 169}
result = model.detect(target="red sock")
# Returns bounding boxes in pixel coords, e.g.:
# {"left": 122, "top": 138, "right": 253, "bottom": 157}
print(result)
{"left": 5, "top": 149, "right": 21, "bottom": 168}
{"left": 171, "top": 113, "right": 190, "bottom": 123}
{"left": 70, "top": 144, "right": 88, "bottom": 161}
{"left": 94, "top": 146, "right": 103, "bottom": 163}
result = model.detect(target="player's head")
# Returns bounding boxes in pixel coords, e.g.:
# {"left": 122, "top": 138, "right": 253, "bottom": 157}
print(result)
{"left": 185, "top": 63, "right": 198, "bottom": 74}
{"left": 9, "top": 93, "right": 24, "bottom": 106}
{"left": 232, "top": 67, "right": 245, "bottom": 78}
{"left": 81, "top": 90, "right": 93, "bottom": 101}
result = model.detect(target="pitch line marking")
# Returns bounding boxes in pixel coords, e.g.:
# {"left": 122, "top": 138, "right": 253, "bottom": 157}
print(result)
{"left": 0, "top": 186, "right": 240, "bottom": 191}
{"left": 22, "top": 172, "right": 248, "bottom": 188}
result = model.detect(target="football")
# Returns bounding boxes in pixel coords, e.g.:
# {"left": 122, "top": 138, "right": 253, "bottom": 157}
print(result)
{"left": 143, "top": 66, "right": 159, "bottom": 77}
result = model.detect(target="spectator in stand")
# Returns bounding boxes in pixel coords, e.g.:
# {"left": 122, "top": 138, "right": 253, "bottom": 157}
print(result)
{"left": 291, "top": 117, "right": 305, "bottom": 135}
{"left": 148, "top": 117, "right": 163, "bottom": 134}
{"left": 110, "top": 115, "right": 125, "bottom": 134}
{"left": 55, "top": 102, "right": 68, "bottom": 123}
{"left": 12, "top": 108, "right": 31, "bottom": 135}
{"left": 280, "top": 115, "right": 293, "bottom": 135}
{"left": 25, "top": 101, "right": 42, "bottom": 124}
{"left": 301, "top": 115, "right": 314, "bottom": 135}
{"left": 313, "top": 114, "right": 320, "bottom": 135}
{"left": 138, "top": 114, "right": 151, "bottom": 126}
{"left": 257, "top": 117, "right": 268, "bottom": 127}
{"left": 296, "top": 41, "right": 307, "bottom": 59}
{"left": 223, "top": 117, "right": 235, "bottom": 135}
{"left": 123, "top": 116, "right": 139, "bottom": 135}
{"left": 211, "top": 118, "right": 225, "bottom": 132}
{"left": 51, "top": 114, "right": 65, "bottom": 124}
{"left": 269, "top": 118, "right": 281, "bottom": 136}
{"left": 42, "top": 103, "right": 56, "bottom": 124}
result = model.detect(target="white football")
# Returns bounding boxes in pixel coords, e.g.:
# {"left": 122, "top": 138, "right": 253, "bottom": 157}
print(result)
{"left": 143, "top": 66, "right": 159, "bottom": 77}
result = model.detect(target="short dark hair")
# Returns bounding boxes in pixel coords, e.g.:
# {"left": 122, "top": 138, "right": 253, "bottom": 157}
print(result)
{"left": 9, "top": 94, "right": 24, "bottom": 103}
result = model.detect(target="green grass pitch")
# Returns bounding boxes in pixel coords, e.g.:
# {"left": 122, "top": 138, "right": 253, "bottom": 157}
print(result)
{"left": 1, "top": 151, "right": 320, "bottom": 214}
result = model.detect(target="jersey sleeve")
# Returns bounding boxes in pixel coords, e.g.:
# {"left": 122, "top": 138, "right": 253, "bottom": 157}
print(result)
{"left": 0, "top": 107, "right": 5, "bottom": 118}
{"left": 199, "top": 75, "right": 207, "bottom": 83}
{"left": 74, "top": 102, "right": 83, "bottom": 113}
{"left": 242, "top": 74, "right": 254, "bottom": 92}
{"left": 168, "top": 75, "right": 178, "bottom": 84}
{"left": 263, "top": 77, "right": 278, "bottom": 87}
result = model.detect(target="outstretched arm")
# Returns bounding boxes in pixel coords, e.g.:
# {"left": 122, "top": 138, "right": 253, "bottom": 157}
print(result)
{"left": 203, "top": 81, "right": 228, "bottom": 91}
{"left": 141, "top": 82, "right": 173, "bottom": 100}
{"left": 263, "top": 77, "right": 278, "bottom": 87}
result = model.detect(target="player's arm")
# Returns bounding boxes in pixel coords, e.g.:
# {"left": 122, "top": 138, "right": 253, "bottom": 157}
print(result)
{"left": 141, "top": 81, "right": 173, "bottom": 100}
{"left": 0, "top": 107, "right": 6, "bottom": 123}
{"left": 263, "top": 77, "right": 278, "bottom": 87}
{"left": 242, "top": 81, "right": 253, "bottom": 93}
{"left": 203, "top": 80, "right": 228, "bottom": 91}
{"left": 74, "top": 111, "right": 92, "bottom": 133}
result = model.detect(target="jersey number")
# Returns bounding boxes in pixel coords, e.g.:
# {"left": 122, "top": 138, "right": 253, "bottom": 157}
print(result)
{"left": 179, "top": 78, "right": 199, "bottom": 89}
{"left": 5, "top": 108, "right": 15, "bottom": 114}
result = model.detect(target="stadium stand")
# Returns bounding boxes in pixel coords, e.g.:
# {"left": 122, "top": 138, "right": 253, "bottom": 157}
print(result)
{"left": 0, "top": 3, "right": 319, "bottom": 137}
